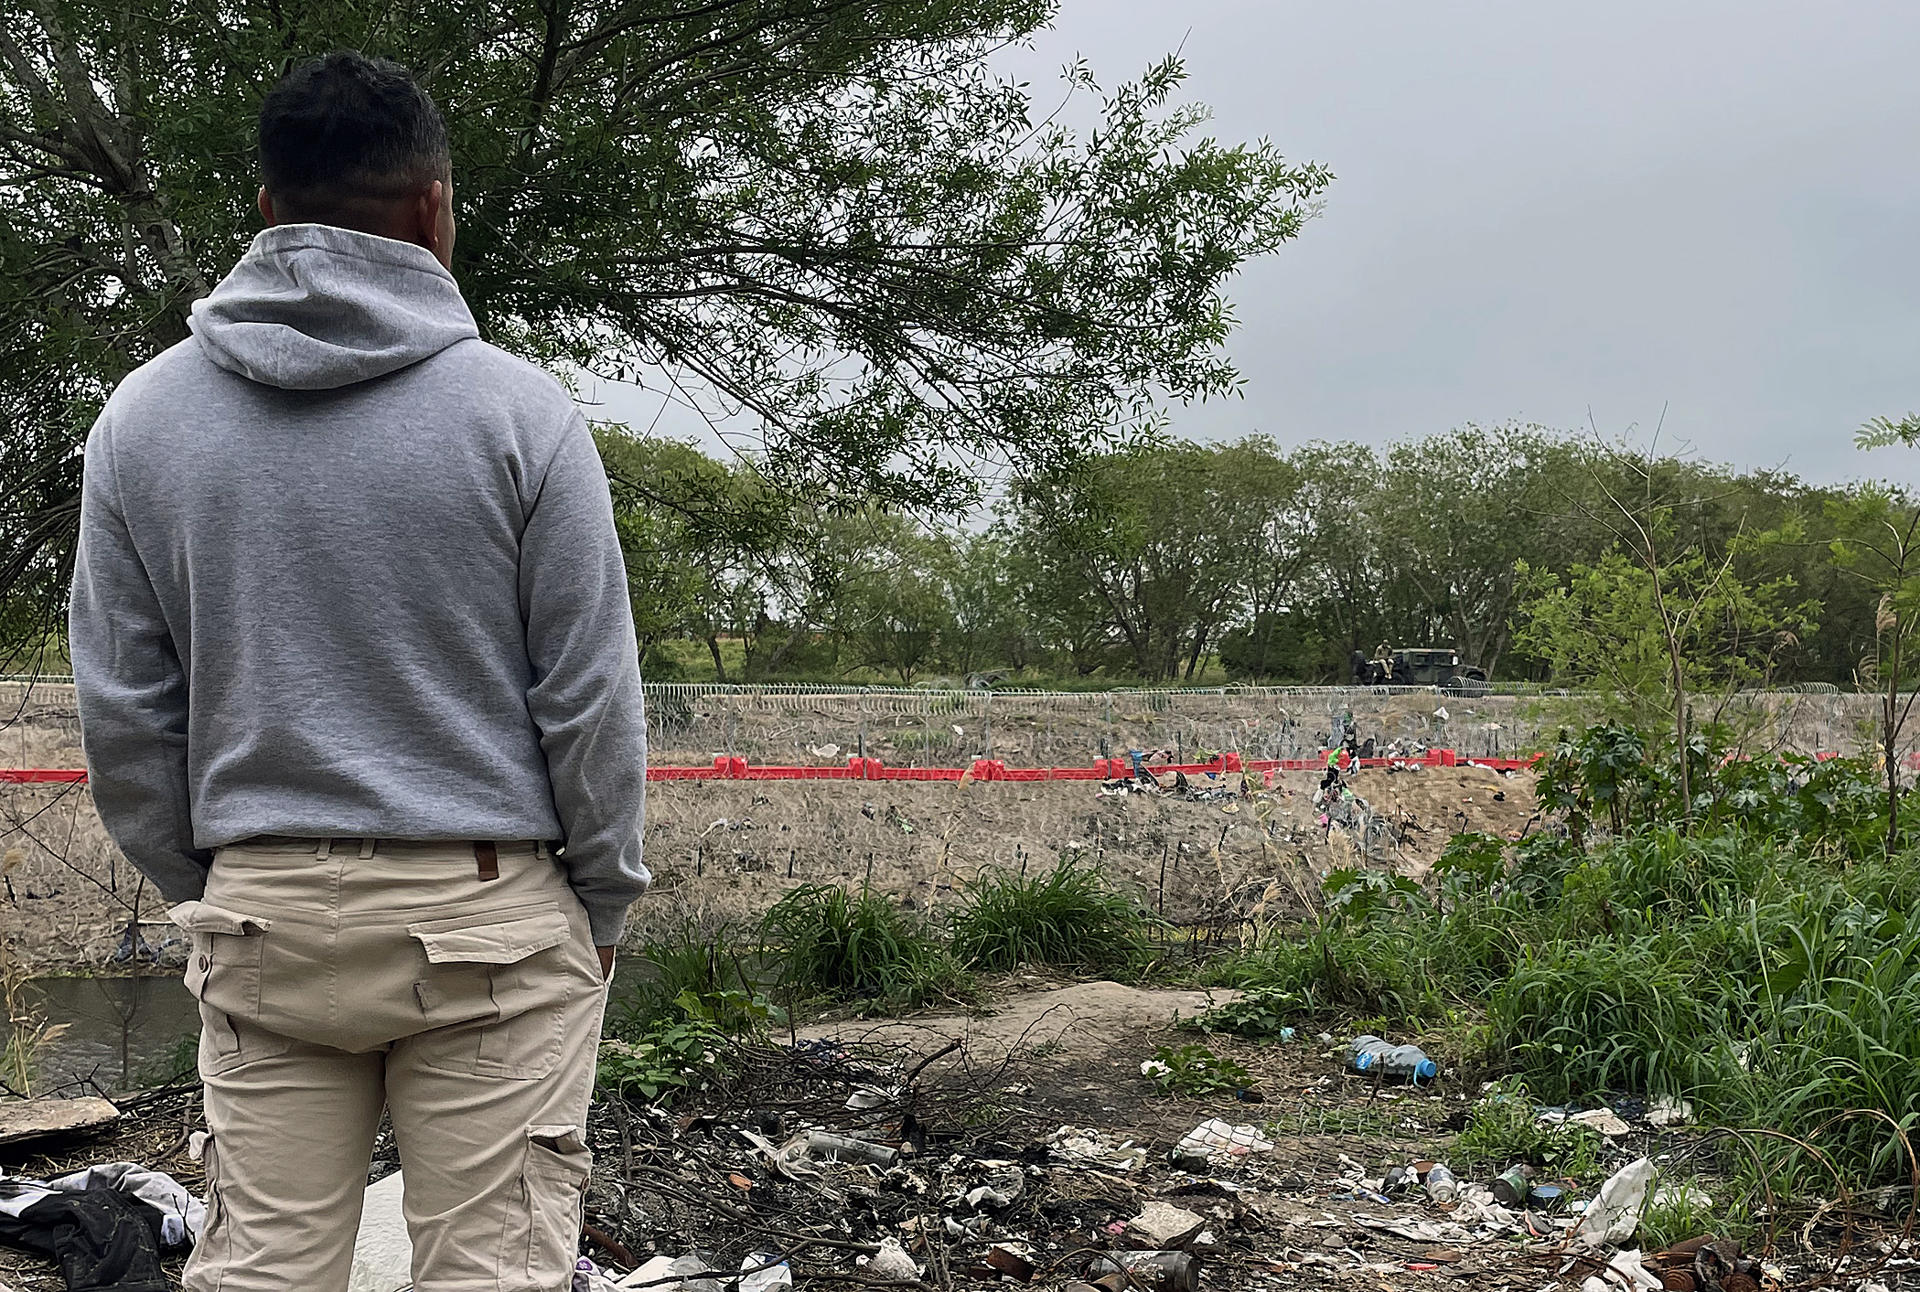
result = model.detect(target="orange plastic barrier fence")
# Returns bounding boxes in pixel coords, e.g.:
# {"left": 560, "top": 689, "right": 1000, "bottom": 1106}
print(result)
{"left": 10, "top": 749, "right": 1892, "bottom": 789}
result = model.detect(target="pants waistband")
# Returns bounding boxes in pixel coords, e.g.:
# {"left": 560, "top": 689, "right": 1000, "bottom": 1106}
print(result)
{"left": 240, "top": 836, "right": 547, "bottom": 861}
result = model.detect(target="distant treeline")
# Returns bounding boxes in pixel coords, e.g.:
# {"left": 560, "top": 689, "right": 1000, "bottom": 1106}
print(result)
{"left": 599, "top": 423, "right": 1901, "bottom": 688}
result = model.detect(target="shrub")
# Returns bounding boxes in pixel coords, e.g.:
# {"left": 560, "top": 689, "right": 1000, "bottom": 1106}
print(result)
{"left": 610, "top": 923, "right": 762, "bottom": 1032}
{"left": 760, "top": 884, "right": 967, "bottom": 1009}
{"left": 597, "top": 988, "right": 774, "bottom": 1103}
{"left": 950, "top": 857, "right": 1156, "bottom": 972}
{"left": 1141, "top": 1042, "right": 1252, "bottom": 1097}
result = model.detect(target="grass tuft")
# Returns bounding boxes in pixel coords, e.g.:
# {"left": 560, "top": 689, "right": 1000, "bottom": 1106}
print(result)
{"left": 949, "top": 856, "right": 1157, "bottom": 973}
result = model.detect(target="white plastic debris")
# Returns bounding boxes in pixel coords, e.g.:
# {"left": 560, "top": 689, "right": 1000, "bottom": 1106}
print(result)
{"left": 738, "top": 1251, "right": 793, "bottom": 1292}
{"left": 1579, "top": 1249, "right": 1661, "bottom": 1292}
{"left": 348, "top": 1171, "right": 411, "bottom": 1292}
{"left": 1567, "top": 1108, "right": 1631, "bottom": 1138}
{"left": 859, "top": 1237, "right": 922, "bottom": 1282}
{"left": 1652, "top": 1184, "right": 1713, "bottom": 1211}
{"left": 618, "top": 1255, "right": 724, "bottom": 1292}
{"left": 1647, "top": 1096, "right": 1693, "bottom": 1128}
{"left": 1574, "top": 1157, "right": 1655, "bottom": 1246}
{"left": 1177, "top": 1118, "right": 1275, "bottom": 1158}
{"left": 1047, "top": 1125, "right": 1149, "bottom": 1172}
{"left": 963, "top": 1166, "right": 1025, "bottom": 1210}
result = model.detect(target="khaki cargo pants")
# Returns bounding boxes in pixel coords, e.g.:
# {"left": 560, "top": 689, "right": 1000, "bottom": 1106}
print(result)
{"left": 171, "top": 838, "right": 608, "bottom": 1292}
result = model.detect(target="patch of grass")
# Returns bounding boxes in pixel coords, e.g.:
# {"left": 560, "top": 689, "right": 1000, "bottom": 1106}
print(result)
{"left": 1453, "top": 1078, "right": 1605, "bottom": 1181}
{"left": 1639, "top": 1180, "right": 1749, "bottom": 1252}
{"left": 1141, "top": 1042, "right": 1253, "bottom": 1097}
{"left": 760, "top": 884, "right": 969, "bottom": 1010}
{"left": 610, "top": 922, "right": 763, "bottom": 1032}
{"left": 1183, "top": 984, "right": 1301, "bottom": 1038}
{"left": 598, "top": 988, "right": 776, "bottom": 1103}
{"left": 1216, "top": 922, "right": 1443, "bottom": 1026}
{"left": 950, "top": 857, "right": 1157, "bottom": 973}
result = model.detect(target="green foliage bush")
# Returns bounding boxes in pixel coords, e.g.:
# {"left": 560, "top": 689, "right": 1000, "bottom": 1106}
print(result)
{"left": 949, "top": 857, "right": 1157, "bottom": 973}
{"left": 1142, "top": 1042, "right": 1252, "bottom": 1097}
{"left": 760, "top": 884, "right": 969, "bottom": 1010}
{"left": 1263, "top": 725, "right": 1920, "bottom": 1193}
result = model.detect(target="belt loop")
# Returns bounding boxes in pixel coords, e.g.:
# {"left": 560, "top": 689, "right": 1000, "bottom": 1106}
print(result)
{"left": 316, "top": 838, "right": 333, "bottom": 859}
{"left": 358, "top": 838, "right": 375, "bottom": 859}
{"left": 475, "top": 841, "right": 499, "bottom": 882}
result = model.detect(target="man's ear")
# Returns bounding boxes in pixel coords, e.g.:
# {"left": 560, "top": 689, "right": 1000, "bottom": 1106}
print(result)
{"left": 417, "top": 180, "right": 452, "bottom": 267}
{"left": 258, "top": 187, "right": 277, "bottom": 226}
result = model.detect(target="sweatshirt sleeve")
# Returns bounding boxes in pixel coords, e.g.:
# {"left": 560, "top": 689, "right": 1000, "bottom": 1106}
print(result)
{"left": 69, "top": 418, "right": 211, "bottom": 904}
{"left": 520, "top": 414, "right": 650, "bottom": 944}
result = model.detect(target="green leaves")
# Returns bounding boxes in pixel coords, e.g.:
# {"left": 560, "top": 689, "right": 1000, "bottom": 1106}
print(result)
{"left": 1, "top": 0, "right": 1332, "bottom": 658}
{"left": 1141, "top": 1042, "right": 1252, "bottom": 1097}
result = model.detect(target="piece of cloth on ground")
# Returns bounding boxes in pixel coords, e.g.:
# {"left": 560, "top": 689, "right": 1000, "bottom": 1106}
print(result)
{"left": 0, "top": 1163, "right": 204, "bottom": 1247}
{"left": 0, "top": 1184, "right": 168, "bottom": 1292}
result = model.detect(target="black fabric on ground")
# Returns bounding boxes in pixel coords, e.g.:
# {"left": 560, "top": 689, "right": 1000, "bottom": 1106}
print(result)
{"left": 0, "top": 1185, "right": 168, "bottom": 1292}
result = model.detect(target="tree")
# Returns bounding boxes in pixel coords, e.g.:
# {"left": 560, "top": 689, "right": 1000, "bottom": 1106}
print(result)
{"left": 1002, "top": 441, "right": 1256, "bottom": 680}
{"left": 1833, "top": 416, "right": 1920, "bottom": 856}
{"left": 0, "top": 0, "right": 1332, "bottom": 660}
{"left": 1378, "top": 424, "right": 1587, "bottom": 675}
{"left": 825, "top": 513, "right": 953, "bottom": 684}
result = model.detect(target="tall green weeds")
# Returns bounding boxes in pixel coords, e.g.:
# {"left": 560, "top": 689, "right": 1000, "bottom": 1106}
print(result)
{"left": 950, "top": 857, "right": 1157, "bottom": 973}
{"left": 760, "top": 884, "right": 969, "bottom": 1010}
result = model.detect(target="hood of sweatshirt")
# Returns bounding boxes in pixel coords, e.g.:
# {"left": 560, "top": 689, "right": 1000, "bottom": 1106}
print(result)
{"left": 189, "top": 224, "right": 480, "bottom": 391}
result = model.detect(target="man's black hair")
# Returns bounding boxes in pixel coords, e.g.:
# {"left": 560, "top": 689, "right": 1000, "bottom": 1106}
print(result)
{"left": 259, "top": 51, "right": 449, "bottom": 218}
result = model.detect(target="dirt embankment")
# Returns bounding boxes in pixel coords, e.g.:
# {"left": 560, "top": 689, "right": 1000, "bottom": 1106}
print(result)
{"left": 0, "top": 675, "right": 1865, "bottom": 969}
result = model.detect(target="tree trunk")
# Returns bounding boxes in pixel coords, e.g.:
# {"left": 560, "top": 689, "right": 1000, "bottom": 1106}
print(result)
{"left": 705, "top": 635, "right": 728, "bottom": 683}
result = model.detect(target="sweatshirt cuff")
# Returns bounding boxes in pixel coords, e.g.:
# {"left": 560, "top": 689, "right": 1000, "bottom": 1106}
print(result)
{"left": 583, "top": 899, "right": 632, "bottom": 947}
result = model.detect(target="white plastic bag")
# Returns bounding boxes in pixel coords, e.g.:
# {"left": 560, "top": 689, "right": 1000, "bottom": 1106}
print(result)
{"left": 1176, "top": 1118, "right": 1275, "bottom": 1157}
{"left": 1574, "top": 1157, "right": 1655, "bottom": 1245}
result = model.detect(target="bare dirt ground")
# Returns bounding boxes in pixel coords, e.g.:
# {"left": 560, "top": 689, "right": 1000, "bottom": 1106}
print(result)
{"left": 4, "top": 757, "right": 1535, "bottom": 970}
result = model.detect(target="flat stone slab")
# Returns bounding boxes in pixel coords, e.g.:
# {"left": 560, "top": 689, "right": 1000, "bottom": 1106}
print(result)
{"left": 0, "top": 1096, "right": 120, "bottom": 1148}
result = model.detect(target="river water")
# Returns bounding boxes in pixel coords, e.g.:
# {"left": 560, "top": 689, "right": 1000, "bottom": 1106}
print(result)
{"left": 29, "top": 974, "right": 202, "bottom": 1091}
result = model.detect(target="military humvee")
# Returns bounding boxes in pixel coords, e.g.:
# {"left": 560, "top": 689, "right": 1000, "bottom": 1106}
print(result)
{"left": 1360, "top": 647, "right": 1489, "bottom": 691}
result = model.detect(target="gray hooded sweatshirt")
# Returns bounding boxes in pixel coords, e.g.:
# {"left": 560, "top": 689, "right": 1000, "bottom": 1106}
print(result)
{"left": 69, "top": 223, "right": 649, "bottom": 944}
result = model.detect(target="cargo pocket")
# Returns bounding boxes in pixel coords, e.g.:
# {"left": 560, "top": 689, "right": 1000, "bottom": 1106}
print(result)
{"left": 498, "top": 1125, "right": 591, "bottom": 1292}
{"left": 172, "top": 901, "right": 279, "bottom": 1075}
{"left": 408, "top": 905, "right": 575, "bottom": 1080}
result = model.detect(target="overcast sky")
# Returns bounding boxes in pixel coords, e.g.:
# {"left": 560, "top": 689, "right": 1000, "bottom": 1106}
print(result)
{"left": 604, "top": 1, "right": 1920, "bottom": 486}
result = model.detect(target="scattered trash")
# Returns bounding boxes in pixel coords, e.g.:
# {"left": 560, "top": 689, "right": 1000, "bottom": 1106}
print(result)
{"left": 618, "top": 1254, "right": 725, "bottom": 1291}
{"left": 858, "top": 1237, "right": 921, "bottom": 1282}
{"left": 1528, "top": 1183, "right": 1566, "bottom": 1211}
{"left": 962, "top": 1165, "right": 1025, "bottom": 1210}
{"left": 1647, "top": 1096, "right": 1694, "bottom": 1128}
{"left": 1175, "top": 1119, "right": 1275, "bottom": 1158}
{"left": 1579, "top": 1248, "right": 1661, "bottom": 1292}
{"left": 1049, "top": 1125, "right": 1150, "bottom": 1172}
{"left": 1491, "top": 1164, "right": 1532, "bottom": 1207}
{"left": 1347, "top": 1035, "right": 1438, "bottom": 1083}
{"left": 1424, "top": 1164, "right": 1459, "bottom": 1203}
{"left": 1086, "top": 1250, "right": 1200, "bottom": 1291}
{"left": 982, "top": 1244, "right": 1036, "bottom": 1282}
{"left": 805, "top": 1130, "right": 898, "bottom": 1167}
{"left": 1125, "top": 1201, "right": 1206, "bottom": 1249}
{"left": 1574, "top": 1156, "right": 1655, "bottom": 1245}
{"left": 1165, "top": 1147, "right": 1211, "bottom": 1174}
{"left": 1565, "top": 1107, "right": 1631, "bottom": 1138}
{"left": 738, "top": 1251, "right": 793, "bottom": 1292}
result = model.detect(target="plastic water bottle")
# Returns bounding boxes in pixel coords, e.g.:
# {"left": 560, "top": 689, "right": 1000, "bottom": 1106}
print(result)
{"left": 1347, "top": 1035, "right": 1438, "bottom": 1083}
